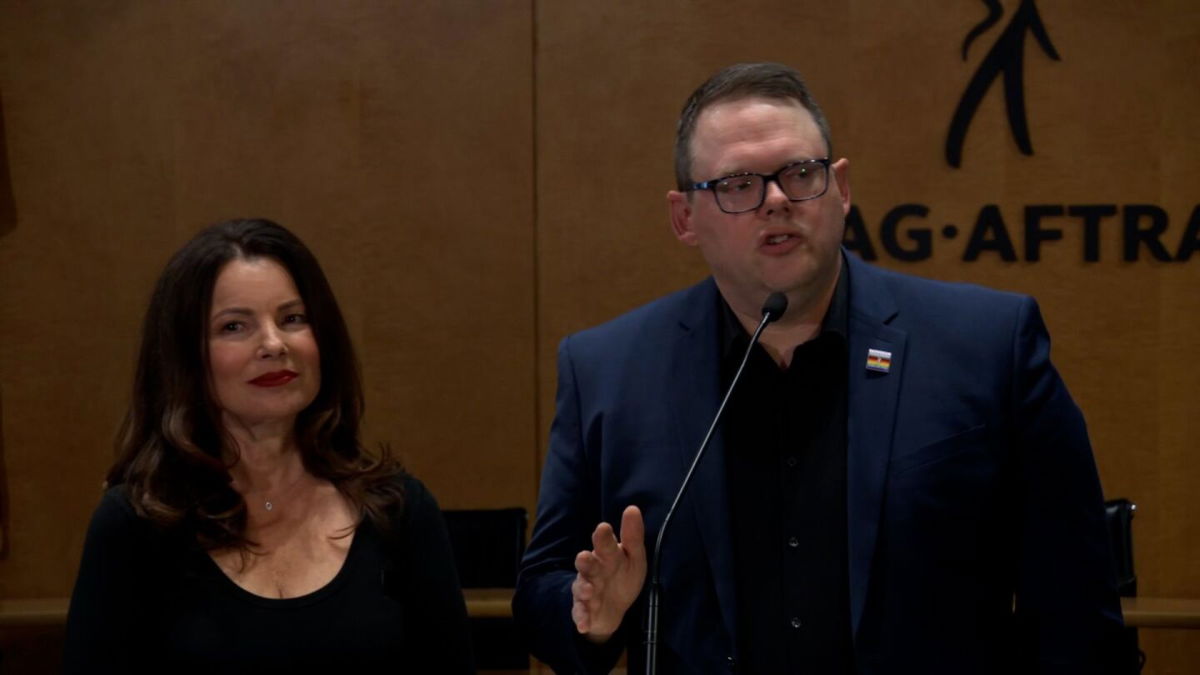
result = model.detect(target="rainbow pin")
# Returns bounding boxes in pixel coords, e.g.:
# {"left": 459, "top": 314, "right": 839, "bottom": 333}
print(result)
{"left": 866, "top": 348, "right": 892, "bottom": 373}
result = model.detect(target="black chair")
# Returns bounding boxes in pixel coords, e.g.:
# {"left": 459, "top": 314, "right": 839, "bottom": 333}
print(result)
{"left": 442, "top": 507, "right": 529, "bottom": 671}
{"left": 1104, "top": 498, "right": 1145, "bottom": 674}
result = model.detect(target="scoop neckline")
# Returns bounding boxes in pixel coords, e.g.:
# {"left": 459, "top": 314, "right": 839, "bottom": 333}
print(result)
{"left": 201, "top": 527, "right": 362, "bottom": 609}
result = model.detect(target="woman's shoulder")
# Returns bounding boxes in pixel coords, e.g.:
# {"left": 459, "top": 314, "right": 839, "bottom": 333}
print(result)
{"left": 398, "top": 471, "right": 433, "bottom": 502}
{"left": 87, "top": 484, "right": 142, "bottom": 532}
{"left": 78, "top": 483, "right": 172, "bottom": 562}
{"left": 385, "top": 471, "right": 439, "bottom": 522}
{"left": 366, "top": 470, "right": 444, "bottom": 539}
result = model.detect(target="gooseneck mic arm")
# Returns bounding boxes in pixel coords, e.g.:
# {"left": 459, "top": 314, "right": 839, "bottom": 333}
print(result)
{"left": 644, "top": 292, "right": 788, "bottom": 674}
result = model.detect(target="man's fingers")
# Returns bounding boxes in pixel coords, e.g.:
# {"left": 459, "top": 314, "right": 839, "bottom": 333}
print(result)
{"left": 574, "top": 575, "right": 596, "bottom": 601}
{"left": 590, "top": 521, "right": 619, "bottom": 557}
{"left": 574, "top": 555, "right": 605, "bottom": 604}
{"left": 572, "top": 510, "right": 644, "bottom": 641}
{"left": 572, "top": 597, "right": 589, "bottom": 633}
{"left": 619, "top": 505, "right": 646, "bottom": 558}
{"left": 574, "top": 550, "right": 595, "bottom": 575}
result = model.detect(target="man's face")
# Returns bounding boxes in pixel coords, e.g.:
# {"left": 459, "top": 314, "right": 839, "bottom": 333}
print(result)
{"left": 668, "top": 96, "right": 850, "bottom": 317}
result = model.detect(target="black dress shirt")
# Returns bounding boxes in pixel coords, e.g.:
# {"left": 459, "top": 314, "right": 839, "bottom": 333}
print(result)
{"left": 719, "top": 264, "right": 854, "bottom": 674}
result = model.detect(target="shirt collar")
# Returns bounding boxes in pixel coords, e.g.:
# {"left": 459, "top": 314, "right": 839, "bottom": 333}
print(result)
{"left": 718, "top": 253, "right": 849, "bottom": 361}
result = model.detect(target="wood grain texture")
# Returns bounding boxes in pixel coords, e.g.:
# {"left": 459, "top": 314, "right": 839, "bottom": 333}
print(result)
{"left": 0, "top": 1, "right": 1197, "bottom": 671}
{"left": 0, "top": 1, "right": 536, "bottom": 597}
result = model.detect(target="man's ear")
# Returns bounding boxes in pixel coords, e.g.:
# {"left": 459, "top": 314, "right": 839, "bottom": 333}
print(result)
{"left": 831, "top": 158, "right": 851, "bottom": 217}
{"left": 667, "top": 190, "right": 698, "bottom": 246}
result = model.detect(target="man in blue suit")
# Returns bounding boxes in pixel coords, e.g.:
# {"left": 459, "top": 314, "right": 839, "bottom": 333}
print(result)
{"left": 513, "top": 62, "right": 1122, "bottom": 674}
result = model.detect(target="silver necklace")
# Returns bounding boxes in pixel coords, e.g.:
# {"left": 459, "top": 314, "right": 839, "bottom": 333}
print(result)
{"left": 255, "top": 473, "right": 307, "bottom": 512}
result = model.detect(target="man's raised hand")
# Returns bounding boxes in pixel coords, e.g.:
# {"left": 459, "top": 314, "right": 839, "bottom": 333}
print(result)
{"left": 570, "top": 505, "right": 647, "bottom": 642}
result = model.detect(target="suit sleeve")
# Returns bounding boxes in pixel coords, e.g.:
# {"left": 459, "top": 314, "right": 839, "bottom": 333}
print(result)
{"left": 396, "top": 476, "right": 476, "bottom": 674}
{"left": 1009, "top": 296, "right": 1125, "bottom": 673}
{"left": 63, "top": 489, "right": 150, "bottom": 673}
{"left": 513, "top": 336, "right": 626, "bottom": 674}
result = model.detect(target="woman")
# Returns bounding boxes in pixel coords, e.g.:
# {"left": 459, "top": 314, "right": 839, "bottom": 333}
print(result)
{"left": 64, "top": 219, "right": 473, "bottom": 672}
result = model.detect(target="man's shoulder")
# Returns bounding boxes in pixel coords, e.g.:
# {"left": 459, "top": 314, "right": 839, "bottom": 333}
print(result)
{"left": 848, "top": 255, "right": 1030, "bottom": 321}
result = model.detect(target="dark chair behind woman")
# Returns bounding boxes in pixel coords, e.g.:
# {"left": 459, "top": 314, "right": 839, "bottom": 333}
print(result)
{"left": 444, "top": 507, "right": 529, "bottom": 670}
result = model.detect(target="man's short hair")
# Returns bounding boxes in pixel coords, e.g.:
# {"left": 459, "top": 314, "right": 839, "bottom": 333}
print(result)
{"left": 674, "top": 62, "right": 834, "bottom": 191}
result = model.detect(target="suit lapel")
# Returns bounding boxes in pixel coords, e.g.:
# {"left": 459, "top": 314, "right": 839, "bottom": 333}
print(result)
{"left": 660, "top": 261, "right": 907, "bottom": 645}
{"left": 844, "top": 255, "right": 907, "bottom": 638}
{"left": 665, "top": 278, "right": 739, "bottom": 646}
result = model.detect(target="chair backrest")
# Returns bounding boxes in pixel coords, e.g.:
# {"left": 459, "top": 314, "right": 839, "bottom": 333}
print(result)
{"left": 441, "top": 508, "right": 531, "bottom": 670}
{"left": 442, "top": 507, "right": 528, "bottom": 588}
{"left": 1104, "top": 498, "right": 1137, "bottom": 597}
{"left": 1103, "top": 498, "right": 1145, "bottom": 673}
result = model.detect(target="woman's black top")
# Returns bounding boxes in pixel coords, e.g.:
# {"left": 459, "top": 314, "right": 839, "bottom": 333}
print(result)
{"left": 63, "top": 474, "right": 474, "bottom": 673}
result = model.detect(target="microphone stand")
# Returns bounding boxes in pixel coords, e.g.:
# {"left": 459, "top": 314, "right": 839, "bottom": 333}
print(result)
{"left": 644, "top": 293, "right": 787, "bottom": 674}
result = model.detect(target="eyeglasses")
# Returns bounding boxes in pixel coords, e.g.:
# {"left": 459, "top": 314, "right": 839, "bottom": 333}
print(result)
{"left": 688, "top": 158, "right": 832, "bottom": 214}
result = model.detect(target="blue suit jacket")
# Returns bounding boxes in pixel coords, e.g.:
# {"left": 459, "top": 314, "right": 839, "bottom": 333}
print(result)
{"left": 514, "top": 254, "right": 1123, "bottom": 674}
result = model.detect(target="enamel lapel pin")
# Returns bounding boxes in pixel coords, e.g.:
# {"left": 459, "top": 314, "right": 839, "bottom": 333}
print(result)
{"left": 866, "top": 348, "right": 892, "bottom": 373}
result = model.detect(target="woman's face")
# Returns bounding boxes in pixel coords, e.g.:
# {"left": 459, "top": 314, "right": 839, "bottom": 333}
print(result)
{"left": 207, "top": 257, "right": 321, "bottom": 431}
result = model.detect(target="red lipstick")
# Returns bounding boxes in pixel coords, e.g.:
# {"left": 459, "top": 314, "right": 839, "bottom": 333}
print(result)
{"left": 249, "top": 370, "right": 298, "bottom": 387}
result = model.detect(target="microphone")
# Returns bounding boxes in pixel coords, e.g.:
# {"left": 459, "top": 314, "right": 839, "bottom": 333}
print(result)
{"left": 761, "top": 291, "right": 788, "bottom": 323}
{"left": 644, "top": 292, "right": 788, "bottom": 674}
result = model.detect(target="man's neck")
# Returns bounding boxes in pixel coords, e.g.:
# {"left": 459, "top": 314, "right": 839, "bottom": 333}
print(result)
{"left": 723, "top": 261, "right": 842, "bottom": 369}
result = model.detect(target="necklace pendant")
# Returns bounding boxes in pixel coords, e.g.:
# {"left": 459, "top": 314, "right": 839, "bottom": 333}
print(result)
{"left": 265, "top": 501, "right": 273, "bottom": 511}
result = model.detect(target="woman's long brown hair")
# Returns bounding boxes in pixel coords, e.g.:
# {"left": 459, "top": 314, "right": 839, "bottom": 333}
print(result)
{"left": 108, "top": 218, "right": 404, "bottom": 551}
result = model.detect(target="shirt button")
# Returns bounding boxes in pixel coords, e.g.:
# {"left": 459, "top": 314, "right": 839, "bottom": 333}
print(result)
{"left": 785, "top": 456, "right": 797, "bottom": 468}
{"left": 790, "top": 616, "right": 802, "bottom": 629}
{"left": 787, "top": 536, "right": 799, "bottom": 548}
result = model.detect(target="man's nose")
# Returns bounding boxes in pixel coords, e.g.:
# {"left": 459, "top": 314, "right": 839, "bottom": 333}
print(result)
{"left": 761, "top": 177, "right": 791, "bottom": 213}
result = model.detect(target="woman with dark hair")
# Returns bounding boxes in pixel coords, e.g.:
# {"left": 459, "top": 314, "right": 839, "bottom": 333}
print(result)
{"left": 64, "top": 219, "right": 473, "bottom": 672}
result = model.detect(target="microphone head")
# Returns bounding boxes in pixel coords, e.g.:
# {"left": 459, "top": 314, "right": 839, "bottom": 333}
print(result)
{"left": 761, "top": 292, "right": 788, "bottom": 323}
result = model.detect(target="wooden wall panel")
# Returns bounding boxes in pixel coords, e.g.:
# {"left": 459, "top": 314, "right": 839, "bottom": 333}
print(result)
{"left": 0, "top": 1, "right": 535, "bottom": 598}
{"left": 537, "top": 2, "right": 1199, "bottom": 672}
{"left": 0, "top": 0, "right": 1196, "bottom": 671}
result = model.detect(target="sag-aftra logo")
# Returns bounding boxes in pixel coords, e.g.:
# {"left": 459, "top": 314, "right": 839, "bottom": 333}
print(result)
{"left": 846, "top": 0, "right": 1199, "bottom": 264}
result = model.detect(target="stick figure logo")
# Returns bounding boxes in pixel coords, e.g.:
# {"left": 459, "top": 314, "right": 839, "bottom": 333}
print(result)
{"left": 945, "top": 0, "right": 1060, "bottom": 168}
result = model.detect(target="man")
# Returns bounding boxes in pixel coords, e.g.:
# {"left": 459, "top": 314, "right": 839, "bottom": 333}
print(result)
{"left": 513, "top": 62, "right": 1122, "bottom": 674}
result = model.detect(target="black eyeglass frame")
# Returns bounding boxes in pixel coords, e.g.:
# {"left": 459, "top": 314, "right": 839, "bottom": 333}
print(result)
{"left": 688, "top": 158, "right": 833, "bottom": 214}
